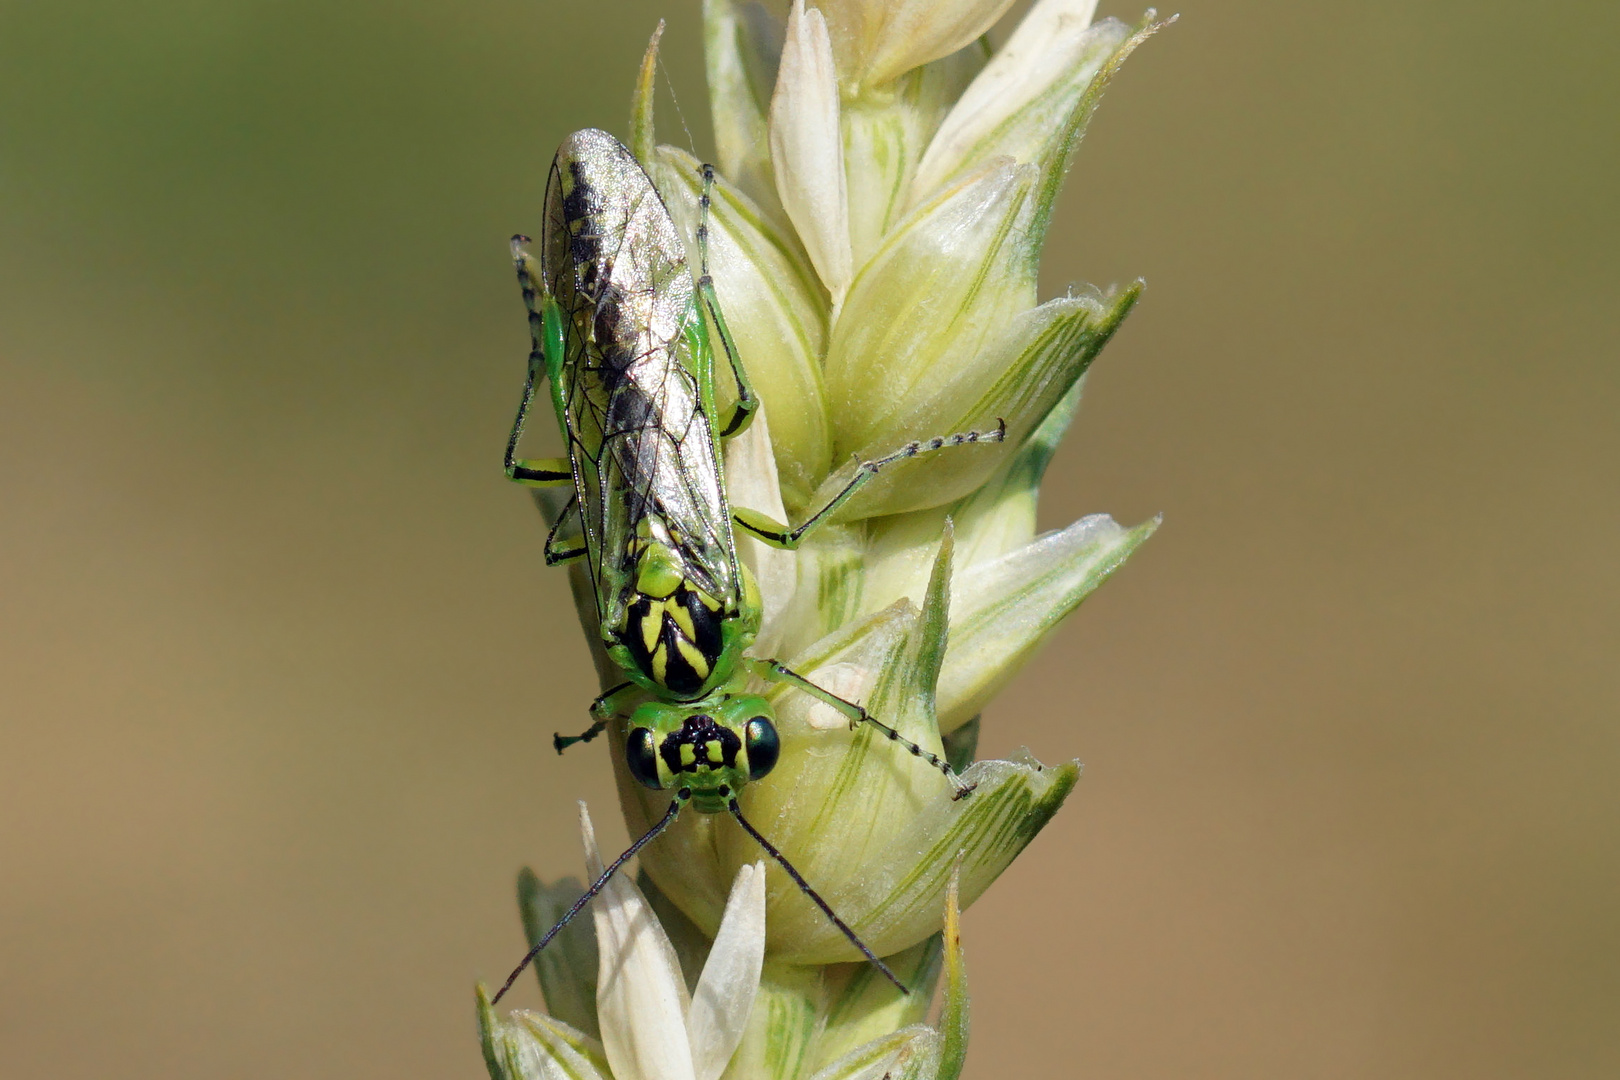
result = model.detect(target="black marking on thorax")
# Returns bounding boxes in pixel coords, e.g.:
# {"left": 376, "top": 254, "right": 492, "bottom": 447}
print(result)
{"left": 618, "top": 578, "right": 725, "bottom": 698}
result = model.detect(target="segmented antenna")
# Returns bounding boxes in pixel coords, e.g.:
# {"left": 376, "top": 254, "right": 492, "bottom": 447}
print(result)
{"left": 491, "top": 797, "right": 685, "bottom": 1004}
{"left": 727, "top": 799, "right": 907, "bottom": 995}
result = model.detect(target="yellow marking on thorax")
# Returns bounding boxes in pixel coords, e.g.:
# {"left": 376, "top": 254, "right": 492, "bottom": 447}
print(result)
{"left": 651, "top": 644, "right": 668, "bottom": 685}
{"left": 678, "top": 743, "right": 697, "bottom": 767}
{"left": 674, "top": 638, "right": 710, "bottom": 681}
{"left": 705, "top": 740, "right": 723, "bottom": 763}
{"left": 668, "top": 601, "right": 697, "bottom": 642}
{"left": 639, "top": 608, "right": 661, "bottom": 653}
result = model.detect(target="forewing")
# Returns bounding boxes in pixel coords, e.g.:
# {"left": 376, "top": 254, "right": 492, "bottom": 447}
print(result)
{"left": 541, "top": 130, "right": 737, "bottom": 630}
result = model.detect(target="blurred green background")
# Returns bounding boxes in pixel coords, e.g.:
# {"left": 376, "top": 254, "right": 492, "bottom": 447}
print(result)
{"left": 2, "top": 0, "right": 1616, "bottom": 1077}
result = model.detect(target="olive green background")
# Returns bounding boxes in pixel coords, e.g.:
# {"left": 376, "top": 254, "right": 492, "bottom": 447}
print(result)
{"left": 2, "top": 1, "right": 1615, "bottom": 1077}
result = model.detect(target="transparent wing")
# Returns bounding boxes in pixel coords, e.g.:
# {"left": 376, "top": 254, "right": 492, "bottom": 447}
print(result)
{"left": 542, "top": 129, "right": 739, "bottom": 632}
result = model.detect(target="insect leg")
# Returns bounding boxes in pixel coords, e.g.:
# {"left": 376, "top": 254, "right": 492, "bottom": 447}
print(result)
{"left": 731, "top": 419, "right": 1008, "bottom": 550}
{"left": 552, "top": 681, "right": 637, "bottom": 753}
{"left": 491, "top": 796, "right": 685, "bottom": 1004}
{"left": 505, "top": 234, "right": 573, "bottom": 488}
{"left": 552, "top": 721, "right": 606, "bottom": 754}
{"left": 694, "top": 163, "right": 759, "bottom": 440}
{"left": 542, "top": 492, "right": 587, "bottom": 565}
{"left": 727, "top": 798, "right": 906, "bottom": 993}
{"left": 744, "top": 658, "right": 977, "bottom": 799}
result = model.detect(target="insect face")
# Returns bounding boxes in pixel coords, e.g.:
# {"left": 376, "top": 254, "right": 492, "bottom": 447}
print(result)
{"left": 624, "top": 693, "right": 776, "bottom": 813}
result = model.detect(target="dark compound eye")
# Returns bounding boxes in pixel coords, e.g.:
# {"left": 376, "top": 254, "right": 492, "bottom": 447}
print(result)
{"left": 744, "top": 716, "right": 780, "bottom": 781}
{"left": 626, "top": 727, "right": 662, "bottom": 790}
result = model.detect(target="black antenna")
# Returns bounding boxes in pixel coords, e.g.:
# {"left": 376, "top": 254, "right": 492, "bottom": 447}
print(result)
{"left": 492, "top": 797, "right": 685, "bottom": 1004}
{"left": 727, "top": 799, "right": 907, "bottom": 995}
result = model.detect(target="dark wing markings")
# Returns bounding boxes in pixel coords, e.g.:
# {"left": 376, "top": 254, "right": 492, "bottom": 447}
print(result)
{"left": 547, "top": 153, "right": 740, "bottom": 616}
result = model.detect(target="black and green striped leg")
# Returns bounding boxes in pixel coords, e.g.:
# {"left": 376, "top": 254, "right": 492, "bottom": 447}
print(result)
{"left": 552, "top": 681, "right": 637, "bottom": 754}
{"left": 505, "top": 234, "right": 572, "bottom": 490}
{"left": 745, "top": 658, "right": 976, "bottom": 799}
{"left": 731, "top": 419, "right": 1008, "bottom": 551}
{"left": 541, "top": 493, "right": 586, "bottom": 565}
{"left": 693, "top": 162, "right": 758, "bottom": 440}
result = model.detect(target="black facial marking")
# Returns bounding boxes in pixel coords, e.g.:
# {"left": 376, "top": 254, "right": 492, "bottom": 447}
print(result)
{"left": 657, "top": 714, "right": 742, "bottom": 776}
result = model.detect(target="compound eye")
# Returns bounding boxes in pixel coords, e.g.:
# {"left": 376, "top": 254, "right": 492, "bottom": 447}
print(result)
{"left": 626, "top": 728, "right": 662, "bottom": 790}
{"left": 743, "top": 716, "right": 780, "bottom": 781}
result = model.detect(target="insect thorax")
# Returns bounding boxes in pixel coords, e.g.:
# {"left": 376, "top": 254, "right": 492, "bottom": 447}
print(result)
{"left": 608, "top": 531, "right": 755, "bottom": 700}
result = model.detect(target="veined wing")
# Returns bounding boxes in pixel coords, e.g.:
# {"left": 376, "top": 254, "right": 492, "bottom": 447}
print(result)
{"left": 541, "top": 129, "right": 738, "bottom": 630}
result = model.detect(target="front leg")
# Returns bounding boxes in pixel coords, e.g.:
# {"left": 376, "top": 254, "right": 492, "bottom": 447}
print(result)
{"left": 552, "top": 681, "right": 639, "bottom": 754}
